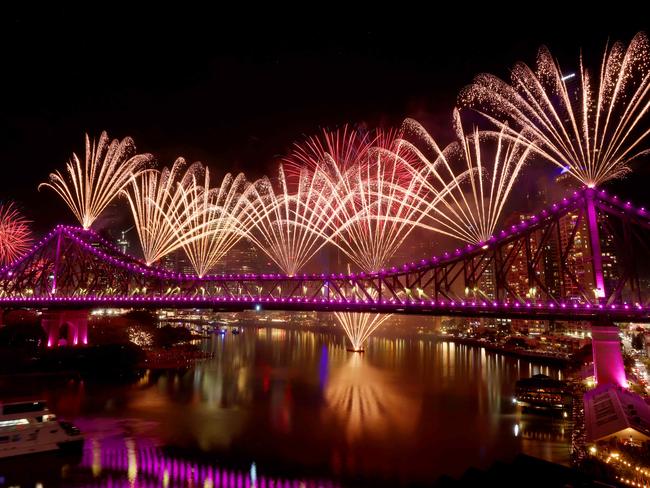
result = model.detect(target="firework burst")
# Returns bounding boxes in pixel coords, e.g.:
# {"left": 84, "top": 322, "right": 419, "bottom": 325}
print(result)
{"left": 334, "top": 306, "right": 392, "bottom": 352}
{"left": 283, "top": 125, "right": 375, "bottom": 175}
{"left": 124, "top": 158, "right": 203, "bottom": 265}
{"left": 459, "top": 31, "right": 650, "bottom": 188}
{"left": 240, "top": 165, "right": 337, "bottom": 276}
{"left": 0, "top": 203, "right": 32, "bottom": 265}
{"left": 283, "top": 125, "right": 402, "bottom": 178}
{"left": 323, "top": 151, "right": 426, "bottom": 273}
{"left": 168, "top": 169, "right": 248, "bottom": 277}
{"left": 288, "top": 126, "right": 423, "bottom": 351}
{"left": 39, "top": 132, "right": 152, "bottom": 229}
{"left": 395, "top": 109, "right": 532, "bottom": 244}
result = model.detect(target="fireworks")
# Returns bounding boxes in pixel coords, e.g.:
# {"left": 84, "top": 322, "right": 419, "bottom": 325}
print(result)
{"left": 283, "top": 125, "right": 402, "bottom": 179}
{"left": 124, "top": 158, "right": 203, "bottom": 265}
{"left": 322, "top": 148, "right": 425, "bottom": 273}
{"left": 459, "top": 31, "right": 650, "bottom": 188}
{"left": 283, "top": 125, "right": 376, "bottom": 175}
{"left": 396, "top": 109, "right": 532, "bottom": 244}
{"left": 39, "top": 132, "right": 152, "bottom": 229}
{"left": 286, "top": 126, "right": 423, "bottom": 350}
{"left": 239, "top": 166, "right": 336, "bottom": 276}
{"left": 334, "top": 308, "right": 392, "bottom": 352}
{"left": 168, "top": 169, "right": 248, "bottom": 277}
{"left": 283, "top": 125, "right": 419, "bottom": 273}
{"left": 0, "top": 203, "right": 32, "bottom": 265}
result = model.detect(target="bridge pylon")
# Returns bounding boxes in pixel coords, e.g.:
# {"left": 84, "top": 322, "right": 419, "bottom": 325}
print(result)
{"left": 585, "top": 188, "right": 606, "bottom": 302}
{"left": 591, "top": 319, "right": 628, "bottom": 388}
{"left": 41, "top": 310, "right": 89, "bottom": 348}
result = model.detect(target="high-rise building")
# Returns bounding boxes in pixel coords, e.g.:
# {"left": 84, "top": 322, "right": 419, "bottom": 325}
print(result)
{"left": 555, "top": 172, "right": 597, "bottom": 301}
{"left": 211, "top": 239, "right": 261, "bottom": 274}
{"left": 117, "top": 230, "right": 130, "bottom": 255}
{"left": 159, "top": 239, "right": 265, "bottom": 276}
{"left": 558, "top": 210, "right": 595, "bottom": 300}
{"left": 599, "top": 213, "right": 619, "bottom": 296}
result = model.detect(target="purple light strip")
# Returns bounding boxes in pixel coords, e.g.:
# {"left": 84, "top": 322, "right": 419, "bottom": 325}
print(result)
{"left": 0, "top": 226, "right": 61, "bottom": 277}
{"left": 0, "top": 295, "right": 647, "bottom": 319}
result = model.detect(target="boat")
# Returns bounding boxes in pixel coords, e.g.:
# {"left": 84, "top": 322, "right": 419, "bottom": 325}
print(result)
{"left": 514, "top": 374, "right": 572, "bottom": 414}
{"left": 0, "top": 400, "right": 84, "bottom": 458}
{"left": 231, "top": 327, "right": 240, "bottom": 335}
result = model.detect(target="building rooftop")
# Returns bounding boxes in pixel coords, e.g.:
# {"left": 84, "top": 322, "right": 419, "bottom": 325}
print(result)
{"left": 584, "top": 384, "right": 650, "bottom": 443}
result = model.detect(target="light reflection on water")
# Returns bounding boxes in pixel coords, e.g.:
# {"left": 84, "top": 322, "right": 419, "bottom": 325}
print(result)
{"left": 74, "top": 434, "right": 335, "bottom": 488}
{"left": 0, "top": 326, "right": 571, "bottom": 486}
{"left": 324, "top": 354, "right": 422, "bottom": 443}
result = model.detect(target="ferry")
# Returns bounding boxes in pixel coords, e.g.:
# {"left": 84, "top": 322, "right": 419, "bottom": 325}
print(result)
{"left": 514, "top": 374, "right": 573, "bottom": 414}
{"left": 0, "top": 400, "right": 84, "bottom": 458}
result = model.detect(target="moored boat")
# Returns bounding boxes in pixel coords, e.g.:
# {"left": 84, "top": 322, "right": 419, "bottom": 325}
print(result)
{"left": 0, "top": 400, "right": 84, "bottom": 458}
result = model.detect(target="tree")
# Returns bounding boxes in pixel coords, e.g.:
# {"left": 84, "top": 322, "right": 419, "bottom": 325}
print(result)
{"left": 632, "top": 333, "right": 646, "bottom": 351}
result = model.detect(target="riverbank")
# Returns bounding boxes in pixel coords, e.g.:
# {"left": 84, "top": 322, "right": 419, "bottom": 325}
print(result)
{"left": 141, "top": 343, "right": 213, "bottom": 368}
{"left": 225, "top": 321, "right": 576, "bottom": 365}
{"left": 437, "top": 335, "right": 573, "bottom": 365}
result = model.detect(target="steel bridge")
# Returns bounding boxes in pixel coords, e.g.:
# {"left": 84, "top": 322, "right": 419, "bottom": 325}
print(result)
{"left": 0, "top": 188, "right": 649, "bottom": 323}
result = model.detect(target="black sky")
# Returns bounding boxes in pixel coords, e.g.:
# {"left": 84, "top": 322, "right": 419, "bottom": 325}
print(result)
{"left": 0, "top": 8, "right": 648, "bottom": 232}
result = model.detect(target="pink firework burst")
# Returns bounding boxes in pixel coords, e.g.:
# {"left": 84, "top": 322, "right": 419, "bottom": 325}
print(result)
{"left": 0, "top": 203, "right": 33, "bottom": 265}
{"left": 282, "top": 125, "right": 404, "bottom": 178}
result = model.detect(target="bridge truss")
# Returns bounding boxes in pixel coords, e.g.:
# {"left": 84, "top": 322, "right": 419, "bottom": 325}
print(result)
{"left": 1, "top": 188, "right": 650, "bottom": 322}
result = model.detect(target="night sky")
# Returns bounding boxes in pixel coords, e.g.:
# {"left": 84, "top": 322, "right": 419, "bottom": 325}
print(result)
{"left": 0, "top": 9, "right": 648, "bottom": 233}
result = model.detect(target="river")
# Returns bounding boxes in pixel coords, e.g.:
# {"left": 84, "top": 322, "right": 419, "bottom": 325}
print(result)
{"left": 0, "top": 326, "right": 571, "bottom": 487}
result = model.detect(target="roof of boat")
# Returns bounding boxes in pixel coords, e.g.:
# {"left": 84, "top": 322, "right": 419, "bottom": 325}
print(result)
{"left": 0, "top": 400, "right": 47, "bottom": 406}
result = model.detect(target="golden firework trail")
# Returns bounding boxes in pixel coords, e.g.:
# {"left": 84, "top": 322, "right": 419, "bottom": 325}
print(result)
{"left": 167, "top": 169, "right": 248, "bottom": 277}
{"left": 396, "top": 109, "right": 532, "bottom": 244}
{"left": 39, "top": 131, "right": 152, "bottom": 229}
{"left": 323, "top": 151, "right": 427, "bottom": 273}
{"left": 124, "top": 158, "right": 203, "bottom": 265}
{"left": 239, "top": 165, "right": 338, "bottom": 276}
{"left": 334, "top": 307, "right": 392, "bottom": 352}
{"left": 290, "top": 127, "right": 425, "bottom": 351}
{"left": 459, "top": 31, "right": 650, "bottom": 188}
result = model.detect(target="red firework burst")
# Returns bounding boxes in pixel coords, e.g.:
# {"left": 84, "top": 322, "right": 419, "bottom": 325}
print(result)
{"left": 282, "top": 125, "right": 404, "bottom": 177}
{"left": 0, "top": 203, "right": 33, "bottom": 265}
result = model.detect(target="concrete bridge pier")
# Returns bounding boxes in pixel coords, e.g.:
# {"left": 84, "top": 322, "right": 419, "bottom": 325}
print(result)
{"left": 591, "top": 320, "right": 628, "bottom": 388}
{"left": 41, "top": 310, "right": 89, "bottom": 347}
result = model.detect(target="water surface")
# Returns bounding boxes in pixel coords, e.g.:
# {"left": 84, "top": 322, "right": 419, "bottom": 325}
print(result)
{"left": 0, "top": 326, "right": 571, "bottom": 486}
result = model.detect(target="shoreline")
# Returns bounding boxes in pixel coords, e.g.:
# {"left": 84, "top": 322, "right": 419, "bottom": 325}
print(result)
{"left": 438, "top": 335, "right": 572, "bottom": 365}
